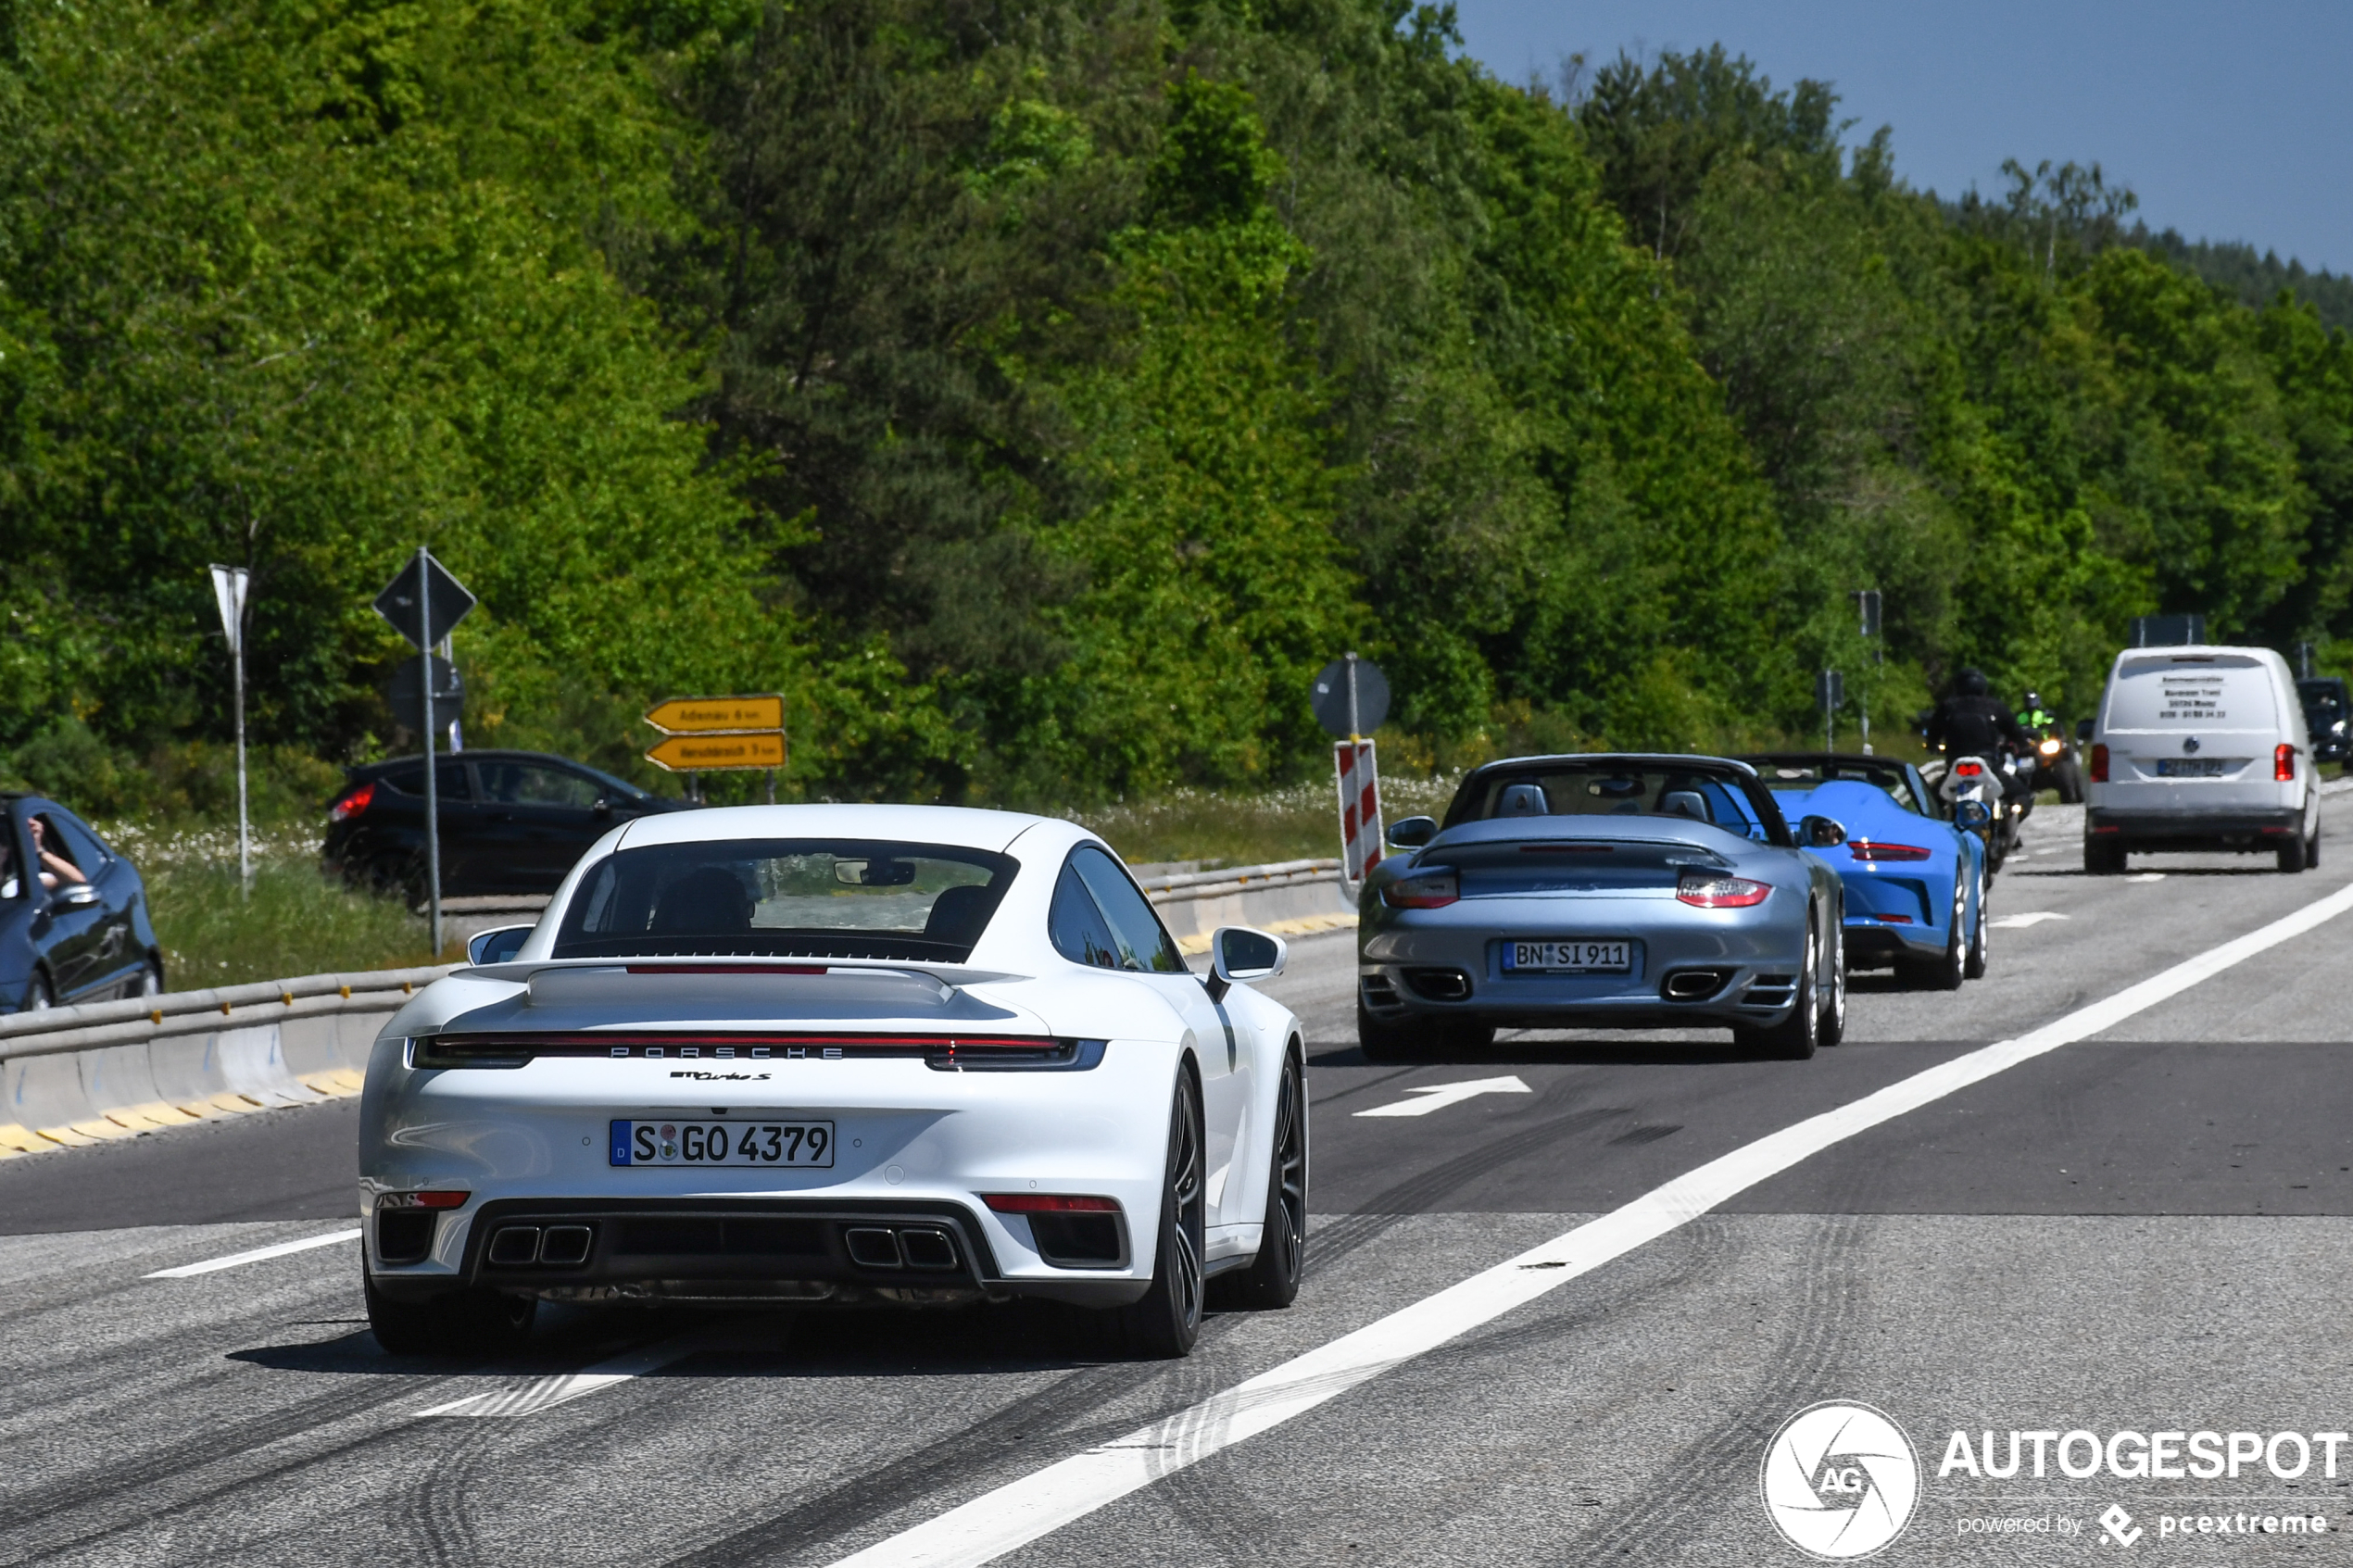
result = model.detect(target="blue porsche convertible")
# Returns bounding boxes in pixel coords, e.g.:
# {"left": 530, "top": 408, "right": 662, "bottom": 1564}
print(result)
{"left": 1739, "top": 754, "right": 1987, "bottom": 989}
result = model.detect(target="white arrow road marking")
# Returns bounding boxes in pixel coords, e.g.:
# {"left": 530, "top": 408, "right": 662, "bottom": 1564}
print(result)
{"left": 417, "top": 1325, "right": 733, "bottom": 1418}
{"left": 825, "top": 876, "right": 2353, "bottom": 1568}
{"left": 1990, "top": 911, "right": 2070, "bottom": 929}
{"left": 1353, "top": 1075, "right": 1532, "bottom": 1118}
{"left": 145, "top": 1228, "right": 361, "bottom": 1279}
{"left": 2128, "top": 872, "right": 2168, "bottom": 883}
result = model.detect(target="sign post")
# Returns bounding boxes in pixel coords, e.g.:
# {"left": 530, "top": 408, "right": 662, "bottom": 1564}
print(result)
{"left": 642, "top": 696, "right": 787, "bottom": 801}
{"left": 1854, "top": 589, "right": 1881, "bottom": 755}
{"left": 208, "top": 566, "right": 252, "bottom": 897}
{"left": 1312, "top": 654, "right": 1390, "bottom": 893}
{"left": 373, "top": 550, "right": 477, "bottom": 956}
{"left": 1817, "top": 669, "right": 1844, "bottom": 753}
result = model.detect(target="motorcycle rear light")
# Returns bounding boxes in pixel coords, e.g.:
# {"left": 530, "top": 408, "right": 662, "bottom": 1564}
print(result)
{"left": 329, "top": 782, "right": 376, "bottom": 822}
{"left": 1848, "top": 841, "right": 1931, "bottom": 861}
{"left": 1382, "top": 870, "right": 1459, "bottom": 909}
{"left": 2276, "top": 743, "right": 2296, "bottom": 781}
{"left": 2090, "top": 744, "right": 2109, "bottom": 784}
{"left": 1677, "top": 874, "right": 1770, "bottom": 909}
{"left": 379, "top": 1189, "right": 470, "bottom": 1210}
{"left": 1954, "top": 761, "right": 1984, "bottom": 777}
{"left": 981, "top": 1194, "right": 1120, "bottom": 1213}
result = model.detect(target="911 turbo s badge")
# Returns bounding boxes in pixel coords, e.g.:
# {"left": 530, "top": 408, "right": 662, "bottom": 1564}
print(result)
{"left": 666, "top": 1070, "right": 773, "bottom": 1081}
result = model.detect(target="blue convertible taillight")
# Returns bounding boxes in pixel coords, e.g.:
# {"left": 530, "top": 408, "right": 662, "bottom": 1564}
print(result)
{"left": 1847, "top": 840, "right": 1931, "bottom": 861}
{"left": 1381, "top": 869, "right": 1459, "bottom": 909}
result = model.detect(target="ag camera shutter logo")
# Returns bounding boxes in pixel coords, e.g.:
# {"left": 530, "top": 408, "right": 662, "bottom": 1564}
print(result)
{"left": 1761, "top": 1401, "right": 1920, "bottom": 1560}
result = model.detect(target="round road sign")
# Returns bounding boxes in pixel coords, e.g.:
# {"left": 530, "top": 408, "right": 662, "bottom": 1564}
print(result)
{"left": 1312, "top": 655, "right": 1390, "bottom": 738}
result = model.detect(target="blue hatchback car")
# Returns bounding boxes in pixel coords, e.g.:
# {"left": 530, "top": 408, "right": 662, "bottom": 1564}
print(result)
{"left": 1, "top": 795, "right": 164, "bottom": 1011}
{"left": 1739, "top": 754, "right": 1987, "bottom": 989}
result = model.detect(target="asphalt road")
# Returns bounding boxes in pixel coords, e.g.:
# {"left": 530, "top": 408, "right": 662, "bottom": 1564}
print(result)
{"left": 7, "top": 798, "right": 2353, "bottom": 1564}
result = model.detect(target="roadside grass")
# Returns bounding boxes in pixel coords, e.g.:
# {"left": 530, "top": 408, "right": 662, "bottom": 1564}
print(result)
{"left": 1074, "top": 774, "right": 1461, "bottom": 869}
{"left": 97, "top": 774, "right": 1466, "bottom": 986}
{"left": 102, "top": 821, "right": 452, "bottom": 988}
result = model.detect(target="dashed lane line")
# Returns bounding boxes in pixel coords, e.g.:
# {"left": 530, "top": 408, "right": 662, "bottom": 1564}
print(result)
{"left": 145, "top": 1229, "right": 362, "bottom": 1279}
{"left": 825, "top": 876, "right": 2353, "bottom": 1568}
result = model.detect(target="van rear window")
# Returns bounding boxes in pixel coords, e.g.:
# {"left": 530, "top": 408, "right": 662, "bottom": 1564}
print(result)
{"left": 2107, "top": 656, "right": 2275, "bottom": 730}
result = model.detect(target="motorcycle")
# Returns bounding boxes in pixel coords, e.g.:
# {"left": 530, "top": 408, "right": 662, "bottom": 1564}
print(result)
{"left": 1939, "top": 751, "right": 2024, "bottom": 872}
{"left": 2019, "top": 712, "right": 2085, "bottom": 802}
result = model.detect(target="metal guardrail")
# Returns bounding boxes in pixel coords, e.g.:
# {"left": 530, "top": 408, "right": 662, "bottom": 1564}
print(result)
{"left": 1139, "top": 859, "right": 1342, "bottom": 901}
{"left": 0, "top": 966, "right": 458, "bottom": 1061}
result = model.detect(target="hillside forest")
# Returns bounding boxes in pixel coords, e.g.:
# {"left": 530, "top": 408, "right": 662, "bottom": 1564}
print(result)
{"left": 7, "top": 0, "right": 2353, "bottom": 813}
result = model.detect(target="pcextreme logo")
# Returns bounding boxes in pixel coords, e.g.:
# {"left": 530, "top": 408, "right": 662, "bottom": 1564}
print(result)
{"left": 1761, "top": 1401, "right": 1922, "bottom": 1561}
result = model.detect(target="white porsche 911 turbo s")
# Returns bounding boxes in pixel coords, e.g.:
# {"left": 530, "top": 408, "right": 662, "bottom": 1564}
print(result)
{"left": 359, "top": 806, "right": 1306, "bottom": 1359}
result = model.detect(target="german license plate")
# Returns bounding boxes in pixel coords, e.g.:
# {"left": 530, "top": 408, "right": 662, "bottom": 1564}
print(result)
{"left": 1504, "top": 940, "right": 1631, "bottom": 973}
{"left": 610, "top": 1119, "right": 835, "bottom": 1167}
{"left": 2156, "top": 758, "right": 2229, "bottom": 778}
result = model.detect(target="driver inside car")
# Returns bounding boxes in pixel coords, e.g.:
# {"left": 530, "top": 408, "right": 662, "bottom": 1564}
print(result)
{"left": 28, "top": 816, "right": 85, "bottom": 891}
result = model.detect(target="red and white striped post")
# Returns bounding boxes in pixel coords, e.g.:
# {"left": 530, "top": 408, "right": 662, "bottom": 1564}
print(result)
{"left": 1337, "top": 739, "right": 1383, "bottom": 892}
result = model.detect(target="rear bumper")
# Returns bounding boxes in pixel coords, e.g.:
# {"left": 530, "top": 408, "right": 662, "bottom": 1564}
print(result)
{"left": 1843, "top": 921, "right": 1939, "bottom": 967}
{"left": 2084, "top": 806, "right": 2306, "bottom": 852}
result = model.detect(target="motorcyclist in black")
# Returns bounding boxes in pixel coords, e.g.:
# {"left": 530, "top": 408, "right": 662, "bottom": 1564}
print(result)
{"left": 1928, "top": 668, "right": 2031, "bottom": 799}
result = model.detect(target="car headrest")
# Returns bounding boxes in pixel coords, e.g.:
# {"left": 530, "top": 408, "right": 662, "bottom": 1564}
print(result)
{"left": 923, "top": 883, "right": 995, "bottom": 947}
{"left": 648, "top": 866, "right": 755, "bottom": 935}
{"left": 1496, "top": 782, "right": 1550, "bottom": 817}
{"left": 1660, "top": 790, "right": 1710, "bottom": 823}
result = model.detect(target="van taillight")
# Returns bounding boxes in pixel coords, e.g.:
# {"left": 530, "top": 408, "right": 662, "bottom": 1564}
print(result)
{"left": 2090, "top": 744, "right": 2108, "bottom": 784}
{"left": 2276, "top": 744, "right": 2296, "bottom": 782}
{"left": 330, "top": 782, "right": 376, "bottom": 822}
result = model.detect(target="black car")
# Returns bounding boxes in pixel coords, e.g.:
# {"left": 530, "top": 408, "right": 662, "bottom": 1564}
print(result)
{"left": 2, "top": 795, "right": 165, "bottom": 1012}
{"left": 322, "top": 750, "right": 692, "bottom": 898}
{"left": 2297, "top": 677, "right": 2349, "bottom": 764}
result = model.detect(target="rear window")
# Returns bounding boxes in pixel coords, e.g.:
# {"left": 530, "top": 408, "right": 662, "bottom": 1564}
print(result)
{"left": 1446, "top": 763, "right": 1785, "bottom": 845}
{"left": 2107, "top": 656, "right": 2276, "bottom": 730}
{"left": 552, "top": 839, "right": 1017, "bottom": 960}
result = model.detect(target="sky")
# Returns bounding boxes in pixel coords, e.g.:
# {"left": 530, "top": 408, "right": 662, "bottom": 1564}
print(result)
{"left": 1448, "top": 0, "right": 2353, "bottom": 274}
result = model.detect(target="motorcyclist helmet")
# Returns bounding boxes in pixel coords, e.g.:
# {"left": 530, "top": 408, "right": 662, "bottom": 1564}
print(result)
{"left": 1956, "top": 667, "right": 1990, "bottom": 697}
{"left": 2023, "top": 690, "right": 2042, "bottom": 710}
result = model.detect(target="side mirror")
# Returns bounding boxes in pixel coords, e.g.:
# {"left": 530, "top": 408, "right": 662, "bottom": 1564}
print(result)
{"left": 1387, "top": 815, "right": 1438, "bottom": 849}
{"left": 591, "top": 797, "right": 613, "bottom": 820}
{"left": 1204, "top": 925, "right": 1287, "bottom": 1002}
{"left": 1799, "top": 814, "right": 1846, "bottom": 848}
{"left": 1955, "top": 799, "right": 1993, "bottom": 829}
{"left": 55, "top": 884, "right": 101, "bottom": 909}
{"left": 467, "top": 923, "right": 534, "bottom": 966}
{"left": 2075, "top": 719, "right": 2094, "bottom": 743}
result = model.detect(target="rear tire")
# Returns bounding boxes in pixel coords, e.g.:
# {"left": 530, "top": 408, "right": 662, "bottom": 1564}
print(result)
{"left": 1818, "top": 924, "right": 1845, "bottom": 1047}
{"left": 1356, "top": 1002, "right": 1416, "bottom": 1063}
{"left": 1214, "top": 1049, "right": 1306, "bottom": 1311}
{"left": 2280, "top": 833, "right": 2309, "bottom": 873}
{"left": 1901, "top": 876, "right": 1967, "bottom": 991}
{"left": 1113, "top": 1073, "right": 1205, "bottom": 1358}
{"left": 366, "top": 1269, "right": 535, "bottom": 1357}
{"left": 1736, "top": 922, "right": 1819, "bottom": 1060}
{"left": 2084, "top": 840, "right": 2126, "bottom": 876}
{"left": 1963, "top": 884, "right": 1990, "bottom": 980}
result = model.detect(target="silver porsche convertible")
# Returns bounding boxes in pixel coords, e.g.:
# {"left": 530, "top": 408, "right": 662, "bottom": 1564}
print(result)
{"left": 1357, "top": 755, "right": 1849, "bottom": 1059}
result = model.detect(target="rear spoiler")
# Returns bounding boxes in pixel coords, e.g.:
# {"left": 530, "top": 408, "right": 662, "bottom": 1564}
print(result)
{"left": 459, "top": 957, "right": 1032, "bottom": 990}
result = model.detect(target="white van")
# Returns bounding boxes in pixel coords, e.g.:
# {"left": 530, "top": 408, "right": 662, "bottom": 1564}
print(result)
{"left": 2083, "top": 644, "right": 2318, "bottom": 873}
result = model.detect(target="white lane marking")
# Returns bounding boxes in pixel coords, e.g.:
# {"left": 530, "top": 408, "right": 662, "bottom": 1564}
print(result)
{"left": 145, "top": 1228, "right": 361, "bottom": 1279}
{"left": 1353, "top": 1074, "right": 1532, "bottom": 1118}
{"left": 2128, "top": 872, "right": 2168, "bottom": 883}
{"left": 829, "top": 878, "right": 2353, "bottom": 1568}
{"left": 1991, "top": 911, "right": 2069, "bottom": 929}
{"left": 417, "top": 1328, "right": 722, "bottom": 1417}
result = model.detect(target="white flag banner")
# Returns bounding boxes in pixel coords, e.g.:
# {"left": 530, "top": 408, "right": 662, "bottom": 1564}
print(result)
{"left": 208, "top": 564, "right": 249, "bottom": 656}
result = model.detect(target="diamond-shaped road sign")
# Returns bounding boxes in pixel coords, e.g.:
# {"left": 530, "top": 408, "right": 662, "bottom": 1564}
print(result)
{"left": 373, "top": 551, "right": 476, "bottom": 650}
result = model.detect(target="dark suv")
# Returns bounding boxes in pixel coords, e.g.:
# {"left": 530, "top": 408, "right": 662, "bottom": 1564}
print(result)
{"left": 2298, "top": 677, "right": 2349, "bottom": 764}
{"left": 322, "top": 751, "right": 691, "bottom": 898}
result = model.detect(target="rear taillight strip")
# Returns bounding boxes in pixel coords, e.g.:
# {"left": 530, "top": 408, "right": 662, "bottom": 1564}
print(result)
{"left": 418, "top": 1032, "right": 1064, "bottom": 1062}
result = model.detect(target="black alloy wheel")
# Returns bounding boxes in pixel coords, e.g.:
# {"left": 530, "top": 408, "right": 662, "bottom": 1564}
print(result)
{"left": 1115, "top": 1073, "right": 1206, "bottom": 1357}
{"left": 366, "top": 1267, "right": 536, "bottom": 1357}
{"left": 1216, "top": 1048, "right": 1307, "bottom": 1310}
{"left": 1736, "top": 922, "right": 1819, "bottom": 1060}
{"left": 1964, "top": 882, "right": 1991, "bottom": 980}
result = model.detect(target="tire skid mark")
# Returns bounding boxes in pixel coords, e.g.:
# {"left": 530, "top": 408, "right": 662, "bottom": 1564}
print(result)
{"left": 1551, "top": 1210, "right": 1875, "bottom": 1562}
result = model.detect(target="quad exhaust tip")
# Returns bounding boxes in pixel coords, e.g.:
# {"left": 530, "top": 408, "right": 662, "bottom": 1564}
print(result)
{"left": 487, "top": 1223, "right": 597, "bottom": 1267}
{"left": 844, "top": 1224, "right": 961, "bottom": 1272}
{"left": 1662, "top": 969, "right": 1731, "bottom": 1001}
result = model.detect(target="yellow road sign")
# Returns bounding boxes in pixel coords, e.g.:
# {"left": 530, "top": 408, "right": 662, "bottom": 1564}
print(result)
{"left": 646, "top": 732, "right": 786, "bottom": 772}
{"left": 643, "top": 694, "right": 785, "bottom": 734}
